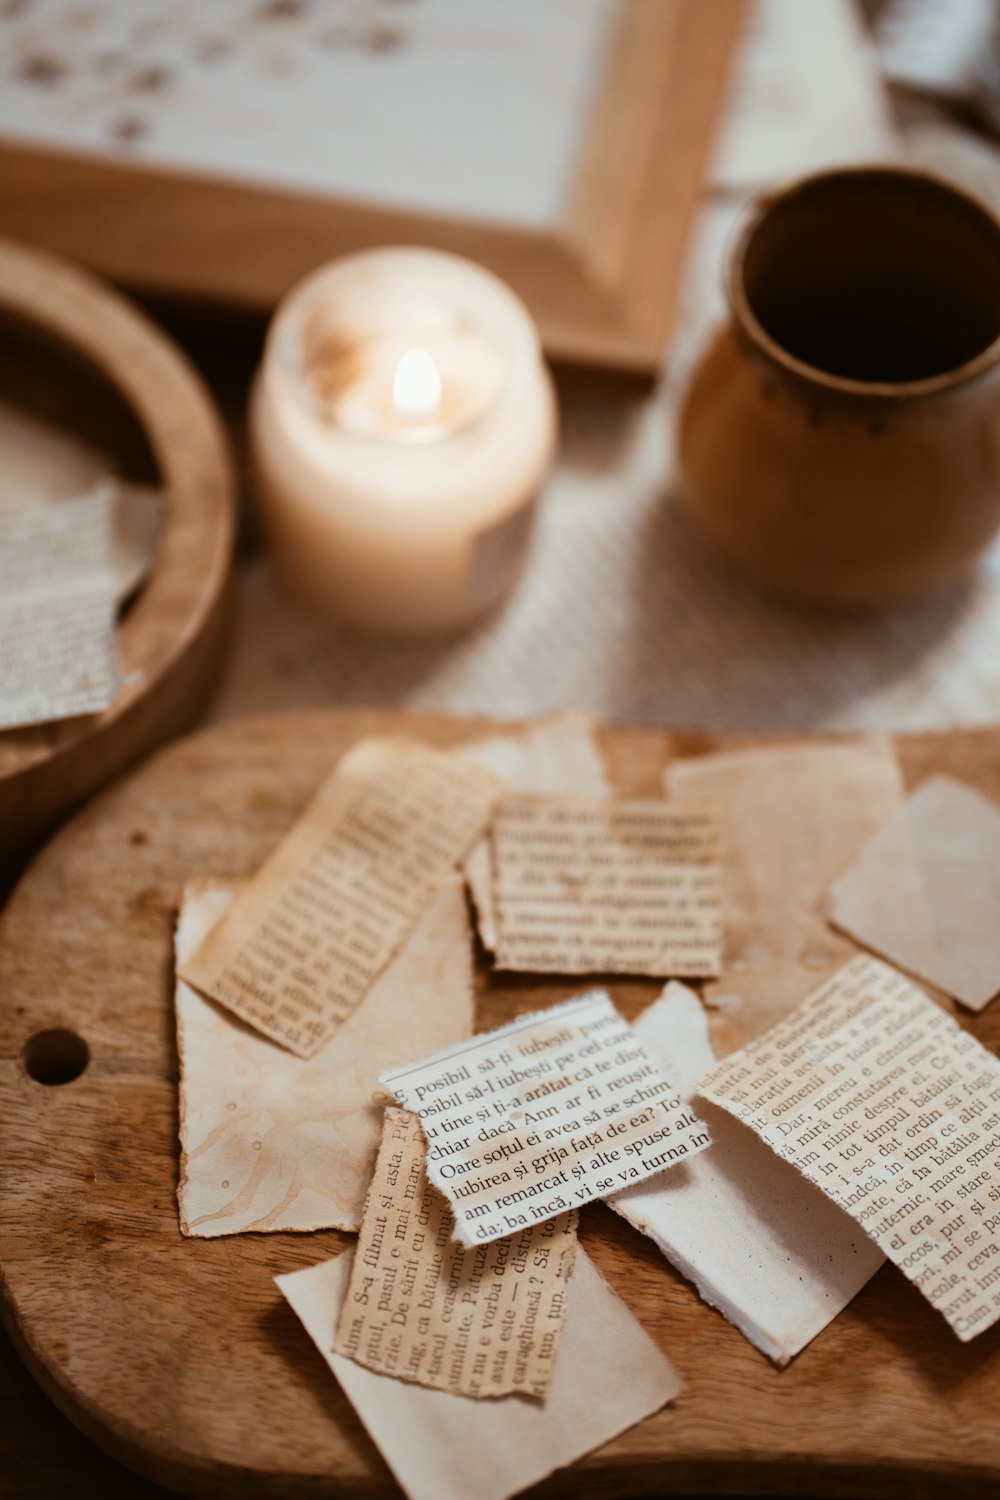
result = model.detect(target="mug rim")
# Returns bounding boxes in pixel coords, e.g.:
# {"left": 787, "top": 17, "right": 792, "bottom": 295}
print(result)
{"left": 726, "top": 163, "right": 1000, "bottom": 401}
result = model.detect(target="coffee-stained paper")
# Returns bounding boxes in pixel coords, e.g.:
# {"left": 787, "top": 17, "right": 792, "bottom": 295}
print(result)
{"left": 180, "top": 737, "right": 497, "bottom": 1056}
{"left": 381, "top": 991, "right": 711, "bottom": 1247}
{"left": 492, "top": 796, "right": 722, "bottom": 977}
{"left": 700, "top": 955, "right": 1000, "bottom": 1341}
{"left": 665, "top": 741, "right": 904, "bottom": 1044}
{"left": 175, "top": 875, "right": 474, "bottom": 1237}
{"left": 335, "top": 1107, "right": 577, "bottom": 1398}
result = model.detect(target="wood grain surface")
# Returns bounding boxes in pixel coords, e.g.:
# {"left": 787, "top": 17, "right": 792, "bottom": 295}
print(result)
{"left": 0, "top": 236, "right": 235, "bottom": 875}
{"left": 2, "top": 708, "right": 1000, "bottom": 1499}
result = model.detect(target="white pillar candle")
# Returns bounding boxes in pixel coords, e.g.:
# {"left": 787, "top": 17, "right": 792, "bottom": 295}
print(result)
{"left": 250, "top": 247, "right": 557, "bottom": 636}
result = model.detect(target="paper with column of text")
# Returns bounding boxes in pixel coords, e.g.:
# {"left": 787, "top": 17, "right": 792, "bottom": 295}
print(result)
{"left": 491, "top": 797, "right": 722, "bottom": 977}
{"left": 180, "top": 737, "right": 498, "bottom": 1057}
{"left": 334, "top": 1107, "right": 577, "bottom": 1399}
{"left": 278, "top": 1245, "right": 683, "bottom": 1500}
{"left": 381, "top": 991, "right": 712, "bottom": 1247}
{"left": 699, "top": 955, "right": 1000, "bottom": 1341}
{"left": 826, "top": 775, "right": 1000, "bottom": 1012}
{"left": 0, "top": 487, "right": 124, "bottom": 729}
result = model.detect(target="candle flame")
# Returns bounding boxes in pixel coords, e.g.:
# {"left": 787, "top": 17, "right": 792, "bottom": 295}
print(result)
{"left": 392, "top": 347, "right": 442, "bottom": 422}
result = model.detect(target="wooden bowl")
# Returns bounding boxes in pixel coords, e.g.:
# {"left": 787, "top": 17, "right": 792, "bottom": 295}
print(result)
{"left": 0, "top": 236, "right": 235, "bottom": 874}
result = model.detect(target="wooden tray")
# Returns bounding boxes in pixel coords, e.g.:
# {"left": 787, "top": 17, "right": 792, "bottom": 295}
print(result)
{"left": 2, "top": 708, "right": 1000, "bottom": 1500}
{"left": 0, "top": 235, "right": 235, "bottom": 878}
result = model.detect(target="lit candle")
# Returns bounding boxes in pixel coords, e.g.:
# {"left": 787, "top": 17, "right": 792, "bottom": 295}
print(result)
{"left": 250, "top": 248, "right": 557, "bottom": 635}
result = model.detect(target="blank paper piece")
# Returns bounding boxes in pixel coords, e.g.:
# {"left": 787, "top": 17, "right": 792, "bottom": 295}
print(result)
{"left": 491, "top": 797, "right": 723, "bottom": 977}
{"left": 175, "top": 875, "right": 474, "bottom": 1237}
{"left": 457, "top": 711, "right": 609, "bottom": 952}
{"left": 700, "top": 955, "right": 1000, "bottom": 1342}
{"left": 180, "top": 737, "right": 498, "bottom": 1057}
{"left": 826, "top": 774, "right": 1000, "bottom": 1011}
{"left": 334, "top": 1108, "right": 577, "bottom": 1400}
{"left": 666, "top": 740, "right": 904, "bottom": 1043}
{"left": 609, "top": 984, "right": 883, "bottom": 1364}
{"left": 0, "top": 487, "right": 125, "bottom": 729}
{"left": 278, "top": 1246, "right": 682, "bottom": 1500}
{"left": 381, "top": 991, "right": 711, "bottom": 1248}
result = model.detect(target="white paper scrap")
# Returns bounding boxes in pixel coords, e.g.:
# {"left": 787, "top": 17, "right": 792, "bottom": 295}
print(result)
{"left": 610, "top": 983, "right": 884, "bottom": 1364}
{"left": 380, "top": 991, "right": 712, "bottom": 1247}
{"left": 277, "top": 1246, "right": 683, "bottom": 1500}
{"left": 700, "top": 956, "right": 1000, "bottom": 1341}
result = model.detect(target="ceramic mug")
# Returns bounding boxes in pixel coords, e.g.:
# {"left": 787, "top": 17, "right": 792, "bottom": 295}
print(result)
{"left": 678, "top": 166, "right": 1000, "bottom": 606}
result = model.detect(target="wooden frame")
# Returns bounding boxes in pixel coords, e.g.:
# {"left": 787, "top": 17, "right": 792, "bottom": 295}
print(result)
{"left": 0, "top": 1, "right": 745, "bottom": 370}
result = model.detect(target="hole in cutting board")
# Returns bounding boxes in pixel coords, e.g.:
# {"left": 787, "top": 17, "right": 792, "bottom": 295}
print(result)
{"left": 21, "top": 1028, "right": 89, "bottom": 1085}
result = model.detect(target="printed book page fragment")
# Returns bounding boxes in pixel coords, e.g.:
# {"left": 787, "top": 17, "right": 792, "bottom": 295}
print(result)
{"left": 278, "top": 1245, "right": 683, "bottom": 1500}
{"left": 334, "top": 1107, "right": 577, "bottom": 1399}
{"left": 699, "top": 955, "right": 1000, "bottom": 1341}
{"left": 491, "top": 796, "right": 723, "bottom": 977}
{"left": 826, "top": 775, "right": 1000, "bottom": 1011}
{"left": 610, "top": 983, "right": 884, "bottom": 1364}
{"left": 175, "top": 875, "right": 473, "bottom": 1237}
{"left": 0, "top": 487, "right": 125, "bottom": 729}
{"left": 180, "top": 737, "right": 498, "bottom": 1057}
{"left": 456, "top": 711, "right": 609, "bottom": 951}
{"left": 666, "top": 740, "right": 904, "bottom": 1047}
{"left": 381, "top": 991, "right": 711, "bottom": 1247}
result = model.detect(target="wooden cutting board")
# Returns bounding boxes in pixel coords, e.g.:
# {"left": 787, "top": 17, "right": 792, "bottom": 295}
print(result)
{"left": 2, "top": 708, "right": 1000, "bottom": 1500}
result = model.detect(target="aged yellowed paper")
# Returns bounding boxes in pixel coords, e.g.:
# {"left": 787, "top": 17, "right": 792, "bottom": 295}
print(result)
{"left": 666, "top": 741, "right": 904, "bottom": 1046}
{"left": 335, "top": 1107, "right": 577, "bottom": 1398}
{"left": 180, "top": 737, "right": 498, "bottom": 1057}
{"left": 491, "top": 796, "right": 722, "bottom": 977}
{"left": 699, "top": 955, "right": 1000, "bottom": 1341}
{"left": 175, "top": 875, "right": 473, "bottom": 1237}
{"left": 381, "top": 991, "right": 711, "bottom": 1247}
{"left": 610, "top": 982, "right": 883, "bottom": 1364}
{"left": 456, "top": 712, "right": 609, "bottom": 952}
{"left": 278, "top": 1246, "right": 683, "bottom": 1500}
{"left": 826, "top": 775, "right": 1000, "bottom": 1012}
{"left": 0, "top": 487, "right": 124, "bottom": 729}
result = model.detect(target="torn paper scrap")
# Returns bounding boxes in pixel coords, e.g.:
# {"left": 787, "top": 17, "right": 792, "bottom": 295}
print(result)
{"left": 491, "top": 796, "right": 723, "bottom": 977}
{"left": 699, "top": 954, "right": 1000, "bottom": 1342}
{"left": 180, "top": 737, "right": 498, "bottom": 1057}
{"left": 666, "top": 740, "right": 904, "bottom": 1044}
{"left": 278, "top": 1246, "right": 682, "bottom": 1500}
{"left": 381, "top": 991, "right": 711, "bottom": 1248}
{"left": 0, "top": 487, "right": 125, "bottom": 729}
{"left": 826, "top": 775, "right": 1000, "bottom": 1012}
{"left": 175, "top": 875, "right": 473, "bottom": 1237}
{"left": 610, "top": 983, "right": 884, "bottom": 1365}
{"left": 457, "top": 711, "right": 609, "bottom": 951}
{"left": 335, "top": 1107, "right": 577, "bottom": 1399}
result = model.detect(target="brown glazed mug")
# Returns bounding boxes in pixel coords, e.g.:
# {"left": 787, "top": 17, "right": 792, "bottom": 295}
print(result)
{"left": 678, "top": 166, "right": 1000, "bottom": 606}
